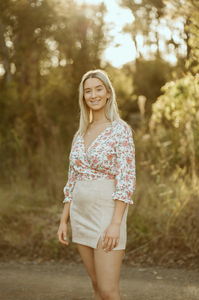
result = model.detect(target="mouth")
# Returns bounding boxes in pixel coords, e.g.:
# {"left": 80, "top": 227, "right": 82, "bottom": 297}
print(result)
{"left": 90, "top": 99, "right": 101, "bottom": 104}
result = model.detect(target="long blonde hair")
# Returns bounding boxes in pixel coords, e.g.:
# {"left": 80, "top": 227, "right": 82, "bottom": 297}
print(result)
{"left": 78, "top": 69, "right": 122, "bottom": 135}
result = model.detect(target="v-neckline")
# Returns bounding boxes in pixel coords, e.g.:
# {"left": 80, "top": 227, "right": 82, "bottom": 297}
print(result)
{"left": 83, "top": 122, "right": 113, "bottom": 154}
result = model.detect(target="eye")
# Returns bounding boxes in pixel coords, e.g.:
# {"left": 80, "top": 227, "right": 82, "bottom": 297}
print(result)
{"left": 85, "top": 90, "right": 90, "bottom": 94}
{"left": 97, "top": 89, "right": 102, "bottom": 91}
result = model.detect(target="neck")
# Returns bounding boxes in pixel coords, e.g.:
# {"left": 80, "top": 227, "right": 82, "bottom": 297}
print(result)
{"left": 91, "top": 109, "right": 109, "bottom": 124}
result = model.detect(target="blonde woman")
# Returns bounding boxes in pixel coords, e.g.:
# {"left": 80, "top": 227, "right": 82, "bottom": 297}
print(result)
{"left": 57, "top": 69, "right": 136, "bottom": 300}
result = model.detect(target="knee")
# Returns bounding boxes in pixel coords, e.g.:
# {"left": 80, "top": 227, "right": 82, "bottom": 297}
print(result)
{"left": 99, "top": 288, "right": 118, "bottom": 300}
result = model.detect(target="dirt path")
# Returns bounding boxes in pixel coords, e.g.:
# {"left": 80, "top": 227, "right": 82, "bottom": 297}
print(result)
{"left": 0, "top": 261, "right": 199, "bottom": 300}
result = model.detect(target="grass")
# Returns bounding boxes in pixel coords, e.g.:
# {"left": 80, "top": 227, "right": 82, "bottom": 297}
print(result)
{"left": 0, "top": 178, "right": 78, "bottom": 260}
{"left": 127, "top": 168, "right": 199, "bottom": 253}
{"left": 126, "top": 128, "right": 199, "bottom": 261}
{"left": 0, "top": 129, "right": 199, "bottom": 262}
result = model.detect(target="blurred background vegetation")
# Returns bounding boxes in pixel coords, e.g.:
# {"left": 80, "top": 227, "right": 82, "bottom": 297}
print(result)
{"left": 0, "top": 0, "right": 199, "bottom": 263}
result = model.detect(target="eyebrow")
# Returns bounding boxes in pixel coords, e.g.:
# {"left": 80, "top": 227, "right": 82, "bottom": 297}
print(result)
{"left": 84, "top": 85, "right": 103, "bottom": 91}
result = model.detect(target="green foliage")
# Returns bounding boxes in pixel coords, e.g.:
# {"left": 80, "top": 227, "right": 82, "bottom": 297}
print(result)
{"left": 0, "top": 0, "right": 108, "bottom": 180}
{"left": 186, "top": 10, "right": 199, "bottom": 73}
{"left": 125, "top": 5, "right": 199, "bottom": 256}
{"left": 151, "top": 73, "right": 199, "bottom": 128}
{"left": 133, "top": 57, "right": 174, "bottom": 115}
{"left": 105, "top": 64, "right": 136, "bottom": 120}
{"left": 0, "top": 0, "right": 199, "bottom": 261}
{"left": 149, "top": 8, "right": 199, "bottom": 173}
{"left": 150, "top": 73, "right": 199, "bottom": 173}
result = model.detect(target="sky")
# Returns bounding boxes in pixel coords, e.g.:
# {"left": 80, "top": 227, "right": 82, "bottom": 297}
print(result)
{"left": 0, "top": 0, "right": 135, "bottom": 76}
{"left": 0, "top": 0, "right": 186, "bottom": 75}
{"left": 77, "top": 0, "right": 136, "bottom": 68}
{"left": 77, "top": 0, "right": 187, "bottom": 68}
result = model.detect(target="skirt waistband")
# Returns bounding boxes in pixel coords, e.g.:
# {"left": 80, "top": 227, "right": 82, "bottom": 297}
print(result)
{"left": 76, "top": 179, "right": 115, "bottom": 189}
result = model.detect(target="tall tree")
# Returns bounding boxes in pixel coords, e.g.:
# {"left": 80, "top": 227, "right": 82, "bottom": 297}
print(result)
{"left": 0, "top": 0, "right": 109, "bottom": 177}
{"left": 120, "top": 0, "right": 195, "bottom": 61}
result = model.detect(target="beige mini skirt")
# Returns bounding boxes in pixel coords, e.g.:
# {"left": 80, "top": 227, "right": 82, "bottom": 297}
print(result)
{"left": 70, "top": 179, "right": 128, "bottom": 250}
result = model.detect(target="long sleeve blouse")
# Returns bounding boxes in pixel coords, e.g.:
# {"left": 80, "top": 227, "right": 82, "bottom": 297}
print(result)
{"left": 63, "top": 120, "right": 136, "bottom": 204}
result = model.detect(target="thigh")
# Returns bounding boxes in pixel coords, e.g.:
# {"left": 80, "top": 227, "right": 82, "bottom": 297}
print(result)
{"left": 94, "top": 237, "right": 123, "bottom": 292}
{"left": 77, "top": 243, "right": 96, "bottom": 282}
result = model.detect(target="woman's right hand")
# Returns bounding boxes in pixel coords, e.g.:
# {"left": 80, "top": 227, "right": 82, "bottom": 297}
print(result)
{"left": 57, "top": 222, "right": 69, "bottom": 246}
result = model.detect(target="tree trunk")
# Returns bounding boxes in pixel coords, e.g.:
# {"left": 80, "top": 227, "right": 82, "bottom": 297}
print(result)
{"left": 0, "top": 19, "right": 12, "bottom": 85}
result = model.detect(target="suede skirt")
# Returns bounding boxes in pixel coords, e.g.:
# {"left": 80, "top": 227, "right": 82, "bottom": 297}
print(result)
{"left": 70, "top": 179, "right": 128, "bottom": 250}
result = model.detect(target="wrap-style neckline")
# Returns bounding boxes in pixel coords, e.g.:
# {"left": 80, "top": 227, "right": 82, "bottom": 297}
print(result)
{"left": 83, "top": 122, "right": 112, "bottom": 153}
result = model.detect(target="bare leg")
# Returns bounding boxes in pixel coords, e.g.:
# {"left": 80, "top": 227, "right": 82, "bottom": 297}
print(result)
{"left": 94, "top": 237, "right": 123, "bottom": 300}
{"left": 77, "top": 244, "right": 102, "bottom": 300}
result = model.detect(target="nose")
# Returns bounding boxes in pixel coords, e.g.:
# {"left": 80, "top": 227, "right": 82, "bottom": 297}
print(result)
{"left": 91, "top": 89, "right": 97, "bottom": 98}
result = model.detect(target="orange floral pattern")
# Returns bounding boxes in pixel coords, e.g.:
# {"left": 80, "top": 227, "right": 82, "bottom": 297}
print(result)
{"left": 63, "top": 121, "right": 136, "bottom": 204}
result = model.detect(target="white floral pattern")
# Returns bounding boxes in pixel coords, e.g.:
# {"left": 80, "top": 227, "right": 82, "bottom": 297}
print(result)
{"left": 63, "top": 121, "right": 136, "bottom": 204}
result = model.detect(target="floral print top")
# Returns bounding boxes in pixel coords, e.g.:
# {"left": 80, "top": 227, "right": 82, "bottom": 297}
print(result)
{"left": 63, "top": 121, "right": 136, "bottom": 204}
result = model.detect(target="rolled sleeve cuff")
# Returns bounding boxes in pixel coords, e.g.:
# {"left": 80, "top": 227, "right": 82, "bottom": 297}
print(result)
{"left": 112, "top": 191, "right": 134, "bottom": 204}
{"left": 63, "top": 186, "right": 73, "bottom": 203}
{"left": 63, "top": 197, "right": 72, "bottom": 204}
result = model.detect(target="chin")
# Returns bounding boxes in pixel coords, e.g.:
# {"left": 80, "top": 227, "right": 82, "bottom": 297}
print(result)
{"left": 91, "top": 105, "right": 106, "bottom": 111}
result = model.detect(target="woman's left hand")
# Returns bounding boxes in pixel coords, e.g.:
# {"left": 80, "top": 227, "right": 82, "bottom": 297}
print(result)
{"left": 103, "top": 223, "right": 120, "bottom": 252}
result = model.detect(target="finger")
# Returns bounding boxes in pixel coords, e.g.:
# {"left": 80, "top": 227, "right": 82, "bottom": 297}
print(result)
{"left": 62, "top": 231, "right": 68, "bottom": 242}
{"left": 105, "top": 239, "right": 113, "bottom": 253}
{"left": 103, "top": 231, "right": 106, "bottom": 243}
{"left": 105, "top": 240, "right": 112, "bottom": 252}
{"left": 58, "top": 230, "right": 62, "bottom": 242}
{"left": 58, "top": 230, "right": 68, "bottom": 246}
{"left": 63, "top": 232, "right": 69, "bottom": 245}
{"left": 110, "top": 238, "right": 117, "bottom": 251}
{"left": 110, "top": 238, "right": 116, "bottom": 251}
{"left": 114, "top": 238, "right": 119, "bottom": 248}
{"left": 103, "top": 236, "right": 109, "bottom": 249}
{"left": 113, "top": 238, "right": 119, "bottom": 248}
{"left": 102, "top": 232, "right": 107, "bottom": 249}
{"left": 58, "top": 230, "right": 63, "bottom": 243}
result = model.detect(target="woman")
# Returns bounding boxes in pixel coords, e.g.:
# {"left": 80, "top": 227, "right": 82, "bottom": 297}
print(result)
{"left": 57, "top": 69, "right": 136, "bottom": 300}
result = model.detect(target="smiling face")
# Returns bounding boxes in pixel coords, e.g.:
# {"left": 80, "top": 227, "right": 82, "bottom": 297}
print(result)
{"left": 83, "top": 78, "right": 110, "bottom": 111}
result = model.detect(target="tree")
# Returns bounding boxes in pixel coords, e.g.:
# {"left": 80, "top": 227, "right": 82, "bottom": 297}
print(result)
{"left": 120, "top": 0, "right": 165, "bottom": 58}
{"left": 119, "top": 0, "right": 197, "bottom": 61}
{"left": 185, "top": 5, "right": 199, "bottom": 73}
{"left": 150, "top": 8, "right": 199, "bottom": 181}
{"left": 0, "top": 0, "right": 109, "bottom": 178}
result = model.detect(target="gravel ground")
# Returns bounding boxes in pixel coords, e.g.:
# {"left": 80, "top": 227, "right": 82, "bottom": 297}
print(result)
{"left": 0, "top": 260, "right": 199, "bottom": 300}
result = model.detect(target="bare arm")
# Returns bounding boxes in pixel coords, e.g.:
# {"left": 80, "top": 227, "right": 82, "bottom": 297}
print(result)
{"left": 103, "top": 200, "right": 127, "bottom": 252}
{"left": 57, "top": 202, "right": 70, "bottom": 246}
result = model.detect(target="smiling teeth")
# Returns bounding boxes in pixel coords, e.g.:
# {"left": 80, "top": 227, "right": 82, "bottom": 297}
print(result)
{"left": 91, "top": 100, "right": 100, "bottom": 103}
